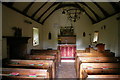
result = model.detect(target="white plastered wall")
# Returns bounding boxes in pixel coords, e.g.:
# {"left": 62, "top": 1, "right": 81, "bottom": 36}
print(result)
{"left": 92, "top": 13, "right": 120, "bottom": 57}
{"left": 42, "top": 9, "right": 93, "bottom": 50}
{"left": 2, "top": 4, "right": 120, "bottom": 58}
{"left": 2, "top": 5, "right": 43, "bottom": 59}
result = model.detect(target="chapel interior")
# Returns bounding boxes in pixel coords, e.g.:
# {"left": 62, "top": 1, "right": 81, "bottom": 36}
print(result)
{"left": 0, "top": 1, "right": 120, "bottom": 79}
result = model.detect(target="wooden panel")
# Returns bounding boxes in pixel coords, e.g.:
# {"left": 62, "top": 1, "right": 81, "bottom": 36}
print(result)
{"left": 3, "top": 59, "right": 55, "bottom": 78}
{"left": 96, "top": 43, "right": 105, "bottom": 52}
{"left": 78, "top": 57, "right": 118, "bottom": 63}
{"left": 25, "top": 55, "right": 56, "bottom": 60}
{"left": 75, "top": 57, "right": 118, "bottom": 78}
{"left": 87, "top": 75, "right": 120, "bottom": 78}
{"left": 81, "top": 63, "right": 120, "bottom": 69}
{"left": 30, "top": 49, "right": 61, "bottom": 67}
{"left": 1, "top": 68, "right": 49, "bottom": 79}
{"left": 76, "top": 53, "right": 115, "bottom": 57}
{"left": 76, "top": 50, "right": 86, "bottom": 53}
{"left": 79, "top": 63, "right": 120, "bottom": 78}
{"left": 58, "top": 36, "right": 76, "bottom": 44}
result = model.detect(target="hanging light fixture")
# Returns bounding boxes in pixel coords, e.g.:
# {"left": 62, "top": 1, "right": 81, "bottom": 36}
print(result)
{"left": 62, "top": 7, "right": 85, "bottom": 22}
{"left": 67, "top": 8, "right": 81, "bottom": 22}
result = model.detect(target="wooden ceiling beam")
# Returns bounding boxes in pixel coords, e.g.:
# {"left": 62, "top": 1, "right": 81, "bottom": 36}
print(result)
{"left": 31, "top": 2, "right": 47, "bottom": 18}
{"left": 75, "top": 3, "right": 96, "bottom": 24}
{"left": 37, "top": 2, "right": 59, "bottom": 22}
{"left": 42, "top": 3, "right": 96, "bottom": 24}
{"left": 42, "top": 3, "right": 83, "bottom": 24}
{"left": 2, "top": 2, "right": 14, "bottom": 6}
{"left": 7, "top": 2, "right": 14, "bottom": 6}
{"left": 23, "top": 2, "right": 34, "bottom": 14}
{"left": 85, "top": 12, "right": 96, "bottom": 24}
{"left": 2, "top": 2, "right": 42, "bottom": 24}
{"left": 80, "top": 2, "right": 101, "bottom": 21}
{"left": 93, "top": 2, "right": 109, "bottom": 17}
{"left": 42, "top": 3, "right": 61, "bottom": 24}
{"left": 110, "top": 2, "right": 120, "bottom": 12}
{"left": 95, "top": 12, "right": 120, "bottom": 24}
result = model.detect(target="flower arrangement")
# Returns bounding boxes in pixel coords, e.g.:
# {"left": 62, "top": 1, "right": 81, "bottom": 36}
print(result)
{"left": 58, "top": 38, "right": 62, "bottom": 44}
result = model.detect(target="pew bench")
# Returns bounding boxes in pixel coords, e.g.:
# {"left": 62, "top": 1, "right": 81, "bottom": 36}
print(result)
{"left": 78, "top": 63, "right": 120, "bottom": 78}
{"left": 0, "top": 68, "right": 49, "bottom": 80}
{"left": 25, "top": 55, "right": 56, "bottom": 60}
{"left": 75, "top": 52, "right": 116, "bottom": 74}
{"left": 76, "top": 53, "right": 115, "bottom": 57}
{"left": 87, "top": 75, "right": 120, "bottom": 79}
{"left": 75, "top": 57, "right": 118, "bottom": 77}
{"left": 3, "top": 59, "right": 55, "bottom": 78}
{"left": 30, "top": 49, "right": 61, "bottom": 66}
{"left": 25, "top": 55, "right": 58, "bottom": 69}
{"left": 29, "top": 53, "right": 59, "bottom": 68}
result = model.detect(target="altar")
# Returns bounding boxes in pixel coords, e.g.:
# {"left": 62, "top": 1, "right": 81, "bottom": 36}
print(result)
{"left": 57, "top": 26, "right": 76, "bottom": 60}
{"left": 58, "top": 44, "right": 76, "bottom": 58}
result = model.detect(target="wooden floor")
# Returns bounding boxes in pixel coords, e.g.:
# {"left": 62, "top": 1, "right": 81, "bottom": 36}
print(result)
{"left": 57, "top": 62, "right": 76, "bottom": 78}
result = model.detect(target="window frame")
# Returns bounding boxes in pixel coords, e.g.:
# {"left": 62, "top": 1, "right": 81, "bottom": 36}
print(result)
{"left": 33, "top": 27, "right": 39, "bottom": 46}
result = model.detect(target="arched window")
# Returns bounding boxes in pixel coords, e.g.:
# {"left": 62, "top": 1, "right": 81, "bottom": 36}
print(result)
{"left": 33, "top": 27, "right": 39, "bottom": 46}
{"left": 93, "top": 31, "right": 99, "bottom": 43}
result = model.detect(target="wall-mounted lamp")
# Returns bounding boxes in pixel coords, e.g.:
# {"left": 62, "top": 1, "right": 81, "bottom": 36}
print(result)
{"left": 83, "top": 32, "right": 86, "bottom": 37}
{"left": 48, "top": 32, "right": 52, "bottom": 40}
{"left": 24, "top": 20, "right": 32, "bottom": 24}
{"left": 101, "top": 25, "right": 106, "bottom": 30}
{"left": 104, "top": 25, "right": 106, "bottom": 29}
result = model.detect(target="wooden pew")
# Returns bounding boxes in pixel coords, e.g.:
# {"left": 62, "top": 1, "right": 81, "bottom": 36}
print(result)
{"left": 31, "top": 49, "right": 61, "bottom": 66}
{"left": 79, "top": 63, "right": 120, "bottom": 78}
{"left": 76, "top": 50, "right": 86, "bottom": 53}
{"left": 75, "top": 52, "right": 115, "bottom": 70}
{"left": 25, "top": 55, "right": 56, "bottom": 60}
{"left": 86, "top": 75, "right": 120, "bottom": 79}
{"left": 0, "top": 68, "right": 49, "bottom": 80}
{"left": 76, "top": 52, "right": 115, "bottom": 58}
{"left": 3, "top": 59, "right": 55, "bottom": 78}
{"left": 76, "top": 57, "right": 118, "bottom": 78}
{"left": 76, "top": 57, "right": 118, "bottom": 77}
{"left": 24, "top": 55, "right": 58, "bottom": 70}
{"left": 89, "top": 47, "right": 98, "bottom": 53}
{"left": 25, "top": 55, "right": 58, "bottom": 72}
{"left": 28, "top": 53, "right": 59, "bottom": 68}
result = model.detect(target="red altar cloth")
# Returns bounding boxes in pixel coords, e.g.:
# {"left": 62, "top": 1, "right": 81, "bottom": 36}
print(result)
{"left": 58, "top": 44, "right": 76, "bottom": 58}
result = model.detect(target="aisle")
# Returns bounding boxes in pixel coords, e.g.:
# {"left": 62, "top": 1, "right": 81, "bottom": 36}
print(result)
{"left": 57, "top": 62, "right": 76, "bottom": 78}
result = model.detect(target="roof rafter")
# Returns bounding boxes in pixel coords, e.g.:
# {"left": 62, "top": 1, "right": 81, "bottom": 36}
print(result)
{"left": 42, "top": 3, "right": 96, "bottom": 24}
{"left": 31, "top": 2, "right": 47, "bottom": 18}
{"left": 42, "top": 3, "right": 81, "bottom": 24}
{"left": 93, "top": 2, "right": 109, "bottom": 17}
{"left": 75, "top": 3, "right": 96, "bottom": 24}
{"left": 110, "top": 2, "right": 120, "bottom": 12}
{"left": 2, "top": 2, "right": 42, "bottom": 24}
{"left": 79, "top": 2, "right": 101, "bottom": 21}
{"left": 23, "top": 2, "right": 34, "bottom": 14}
{"left": 42, "top": 3, "right": 61, "bottom": 24}
{"left": 37, "top": 2, "right": 59, "bottom": 22}
{"left": 7, "top": 2, "right": 14, "bottom": 6}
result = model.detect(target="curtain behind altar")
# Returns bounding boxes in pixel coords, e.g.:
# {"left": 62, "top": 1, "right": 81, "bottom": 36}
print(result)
{"left": 58, "top": 44, "right": 76, "bottom": 58}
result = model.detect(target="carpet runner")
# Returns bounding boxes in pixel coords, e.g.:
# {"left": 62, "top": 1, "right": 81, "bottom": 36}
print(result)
{"left": 57, "top": 62, "right": 76, "bottom": 78}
